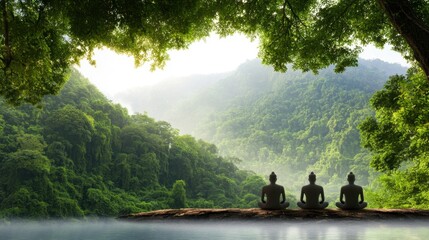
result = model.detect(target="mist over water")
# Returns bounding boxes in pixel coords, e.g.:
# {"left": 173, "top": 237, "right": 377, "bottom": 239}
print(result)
{"left": 2, "top": 220, "right": 428, "bottom": 240}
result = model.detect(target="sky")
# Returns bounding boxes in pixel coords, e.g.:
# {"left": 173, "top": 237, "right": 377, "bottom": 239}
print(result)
{"left": 76, "top": 33, "right": 410, "bottom": 98}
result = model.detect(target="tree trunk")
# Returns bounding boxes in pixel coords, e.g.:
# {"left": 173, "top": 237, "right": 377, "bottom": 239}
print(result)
{"left": 377, "top": 0, "right": 429, "bottom": 79}
{"left": 1, "top": 0, "right": 12, "bottom": 68}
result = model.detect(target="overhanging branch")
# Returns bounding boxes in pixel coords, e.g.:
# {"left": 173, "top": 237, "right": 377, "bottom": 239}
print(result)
{"left": 377, "top": 0, "right": 429, "bottom": 79}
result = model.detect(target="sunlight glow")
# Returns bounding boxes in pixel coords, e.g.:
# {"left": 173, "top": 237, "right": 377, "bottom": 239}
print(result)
{"left": 76, "top": 34, "right": 409, "bottom": 98}
{"left": 76, "top": 34, "right": 259, "bottom": 98}
{"left": 361, "top": 45, "right": 410, "bottom": 67}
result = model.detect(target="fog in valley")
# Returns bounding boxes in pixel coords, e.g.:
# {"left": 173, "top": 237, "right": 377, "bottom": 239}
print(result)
{"left": 111, "top": 58, "right": 407, "bottom": 201}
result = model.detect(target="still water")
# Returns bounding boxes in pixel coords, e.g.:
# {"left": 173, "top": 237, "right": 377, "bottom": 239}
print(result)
{"left": 1, "top": 220, "right": 428, "bottom": 240}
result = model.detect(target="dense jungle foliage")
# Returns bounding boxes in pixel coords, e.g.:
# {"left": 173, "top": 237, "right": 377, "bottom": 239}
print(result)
{"left": 360, "top": 69, "right": 429, "bottom": 208}
{"left": 190, "top": 61, "right": 412, "bottom": 205}
{"left": 118, "top": 59, "right": 407, "bottom": 204}
{"left": 3, "top": 59, "right": 429, "bottom": 216}
{"left": 3, "top": 0, "right": 429, "bottom": 215}
{"left": 0, "top": 70, "right": 270, "bottom": 218}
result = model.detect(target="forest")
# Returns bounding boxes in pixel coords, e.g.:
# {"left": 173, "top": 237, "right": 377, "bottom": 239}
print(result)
{"left": 360, "top": 69, "right": 429, "bottom": 208}
{"left": 3, "top": 0, "right": 429, "bottom": 218}
{"left": 3, "top": 57, "right": 429, "bottom": 218}
{"left": 117, "top": 59, "right": 408, "bottom": 203}
{"left": 0, "top": 70, "right": 268, "bottom": 218}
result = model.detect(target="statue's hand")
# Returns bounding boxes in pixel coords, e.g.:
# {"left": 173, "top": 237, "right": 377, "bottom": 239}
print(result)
{"left": 262, "top": 200, "right": 266, "bottom": 203}
{"left": 280, "top": 200, "right": 285, "bottom": 204}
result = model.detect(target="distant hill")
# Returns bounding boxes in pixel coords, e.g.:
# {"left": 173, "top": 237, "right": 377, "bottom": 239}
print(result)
{"left": 0, "top": 69, "right": 265, "bottom": 218}
{"left": 115, "top": 59, "right": 407, "bottom": 198}
{"left": 116, "top": 59, "right": 406, "bottom": 135}
{"left": 114, "top": 72, "right": 229, "bottom": 117}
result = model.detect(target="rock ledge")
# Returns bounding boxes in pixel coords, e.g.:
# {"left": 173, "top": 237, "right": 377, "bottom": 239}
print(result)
{"left": 119, "top": 208, "right": 429, "bottom": 221}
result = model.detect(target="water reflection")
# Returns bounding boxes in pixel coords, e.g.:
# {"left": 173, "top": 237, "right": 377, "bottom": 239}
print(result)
{"left": 1, "top": 220, "right": 428, "bottom": 240}
{"left": 298, "top": 223, "right": 328, "bottom": 240}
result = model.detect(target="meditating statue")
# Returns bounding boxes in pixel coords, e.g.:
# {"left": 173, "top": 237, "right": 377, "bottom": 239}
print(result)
{"left": 258, "top": 172, "right": 290, "bottom": 210}
{"left": 297, "top": 172, "right": 329, "bottom": 209}
{"left": 336, "top": 172, "right": 367, "bottom": 210}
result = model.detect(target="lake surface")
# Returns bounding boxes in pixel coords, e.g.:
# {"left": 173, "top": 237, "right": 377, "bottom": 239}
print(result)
{"left": 1, "top": 220, "right": 428, "bottom": 240}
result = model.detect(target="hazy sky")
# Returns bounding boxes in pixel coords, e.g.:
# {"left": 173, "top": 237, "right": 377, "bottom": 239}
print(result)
{"left": 76, "top": 33, "right": 409, "bottom": 98}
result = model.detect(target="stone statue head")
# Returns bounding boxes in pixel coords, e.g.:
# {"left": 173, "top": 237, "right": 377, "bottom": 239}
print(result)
{"left": 309, "top": 171, "right": 316, "bottom": 183}
{"left": 269, "top": 172, "right": 277, "bottom": 183}
{"left": 347, "top": 172, "right": 355, "bottom": 183}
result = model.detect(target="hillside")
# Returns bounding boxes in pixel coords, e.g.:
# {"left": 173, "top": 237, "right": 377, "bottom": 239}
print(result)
{"left": 115, "top": 73, "right": 229, "bottom": 116}
{"left": 115, "top": 59, "right": 407, "bottom": 199}
{"left": 0, "top": 70, "right": 266, "bottom": 218}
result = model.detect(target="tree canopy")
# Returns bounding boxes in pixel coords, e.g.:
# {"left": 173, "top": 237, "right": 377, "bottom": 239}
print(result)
{"left": 359, "top": 68, "right": 429, "bottom": 208}
{"left": 1, "top": 0, "right": 428, "bottom": 104}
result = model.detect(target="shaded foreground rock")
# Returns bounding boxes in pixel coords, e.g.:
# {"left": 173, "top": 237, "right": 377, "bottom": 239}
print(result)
{"left": 119, "top": 208, "right": 429, "bottom": 221}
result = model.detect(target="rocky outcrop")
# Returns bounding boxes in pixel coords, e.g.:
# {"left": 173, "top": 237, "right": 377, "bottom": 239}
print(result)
{"left": 119, "top": 208, "right": 429, "bottom": 221}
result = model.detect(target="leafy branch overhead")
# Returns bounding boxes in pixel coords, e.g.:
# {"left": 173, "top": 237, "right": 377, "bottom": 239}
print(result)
{"left": 1, "top": 0, "right": 429, "bottom": 104}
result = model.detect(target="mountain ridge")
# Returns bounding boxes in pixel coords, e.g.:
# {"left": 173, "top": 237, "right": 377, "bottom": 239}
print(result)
{"left": 113, "top": 59, "right": 407, "bottom": 200}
